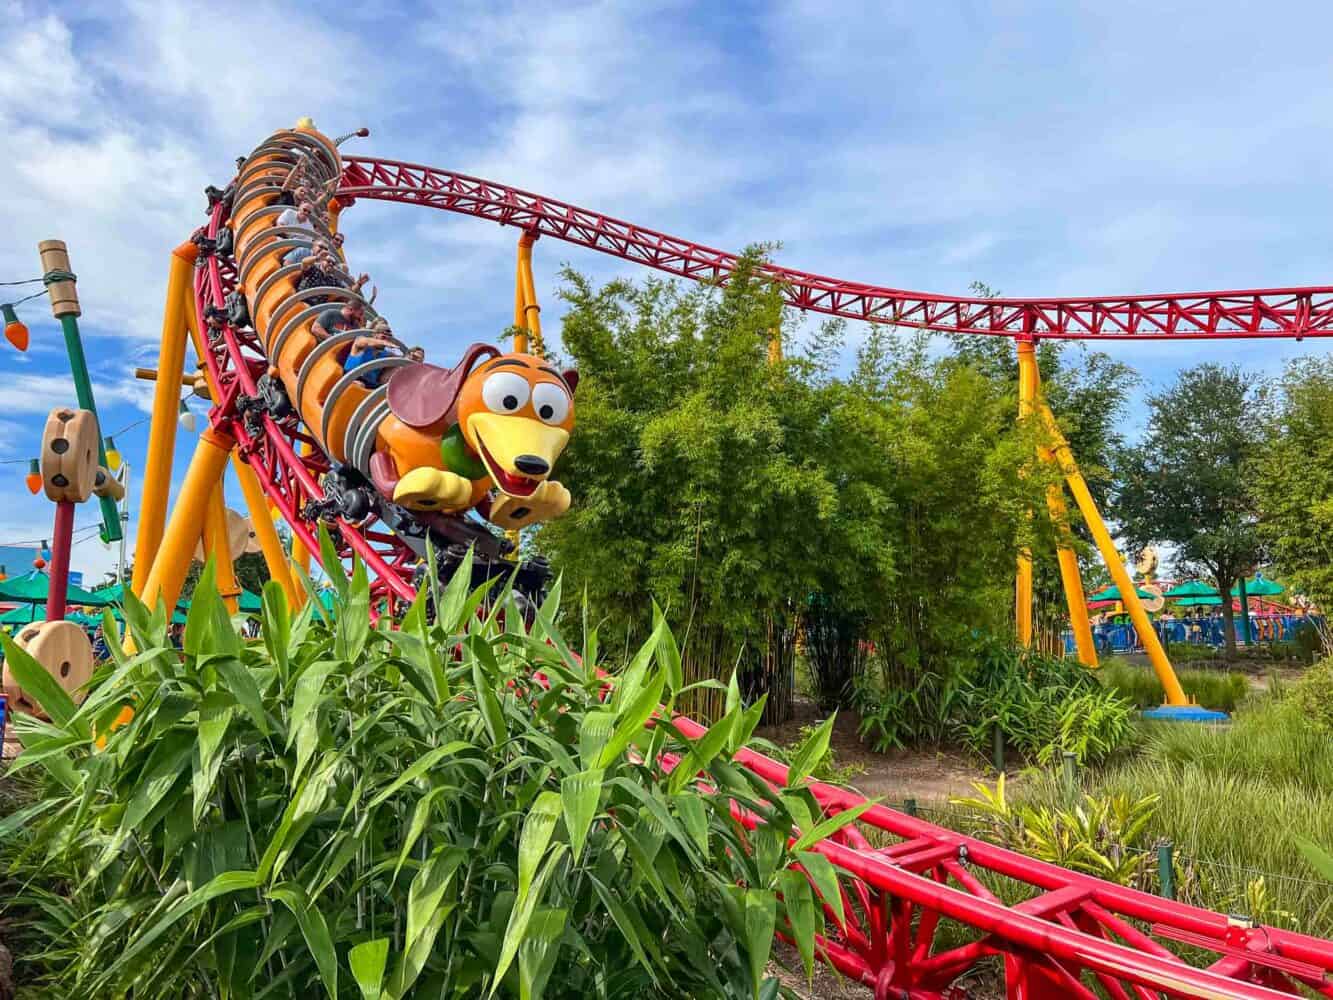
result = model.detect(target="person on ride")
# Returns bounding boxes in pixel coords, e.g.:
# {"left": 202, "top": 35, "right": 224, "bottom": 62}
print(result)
{"left": 312, "top": 300, "right": 366, "bottom": 341}
{"left": 278, "top": 200, "right": 320, "bottom": 264}
{"left": 342, "top": 318, "right": 398, "bottom": 387}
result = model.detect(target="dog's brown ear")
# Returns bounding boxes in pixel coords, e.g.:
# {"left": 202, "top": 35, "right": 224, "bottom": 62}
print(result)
{"left": 563, "top": 369, "right": 579, "bottom": 395}
{"left": 386, "top": 343, "right": 500, "bottom": 428}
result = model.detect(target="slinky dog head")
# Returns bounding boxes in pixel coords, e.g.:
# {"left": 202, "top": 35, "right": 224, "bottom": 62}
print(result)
{"left": 385, "top": 344, "right": 578, "bottom": 499}
{"left": 458, "top": 353, "right": 578, "bottom": 498}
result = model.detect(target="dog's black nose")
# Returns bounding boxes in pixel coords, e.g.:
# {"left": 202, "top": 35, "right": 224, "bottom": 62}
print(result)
{"left": 514, "top": 454, "right": 549, "bottom": 476}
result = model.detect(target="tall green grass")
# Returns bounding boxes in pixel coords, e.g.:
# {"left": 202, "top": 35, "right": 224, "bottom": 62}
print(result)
{"left": 1010, "top": 696, "right": 1333, "bottom": 937}
{"left": 1096, "top": 659, "right": 1251, "bottom": 712}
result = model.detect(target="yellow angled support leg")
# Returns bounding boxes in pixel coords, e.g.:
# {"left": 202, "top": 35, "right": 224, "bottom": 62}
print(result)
{"left": 203, "top": 483, "right": 241, "bottom": 615}
{"left": 1038, "top": 403, "right": 1188, "bottom": 705}
{"left": 138, "top": 427, "right": 234, "bottom": 623}
{"left": 132, "top": 242, "right": 199, "bottom": 597}
{"left": 517, "top": 233, "right": 542, "bottom": 354}
{"left": 1045, "top": 484, "right": 1099, "bottom": 667}
{"left": 232, "top": 455, "right": 298, "bottom": 608}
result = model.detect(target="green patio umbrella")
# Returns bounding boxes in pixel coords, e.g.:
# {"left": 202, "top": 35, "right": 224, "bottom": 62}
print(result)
{"left": 1, "top": 605, "right": 108, "bottom": 627}
{"left": 1165, "top": 580, "right": 1219, "bottom": 599}
{"left": 1088, "top": 583, "right": 1157, "bottom": 601}
{"left": 1231, "top": 576, "right": 1284, "bottom": 598}
{"left": 0, "top": 570, "right": 109, "bottom": 607}
{"left": 1171, "top": 595, "right": 1223, "bottom": 608}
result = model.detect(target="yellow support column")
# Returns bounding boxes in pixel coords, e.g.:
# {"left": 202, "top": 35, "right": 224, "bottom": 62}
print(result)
{"left": 1017, "top": 344, "right": 1098, "bottom": 667}
{"left": 516, "top": 233, "right": 542, "bottom": 353}
{"left": 1037, "top": 403, "right": 1187, "bottom": 705}
{"left": 138, "top": 427, "right": 235, "bottom": 621}
{"left": 1014, "top": 340, "right": 1036, "bottom": 647}
{"left": 232, "top": 454, "right": 298, "bottom": 607}
{"left": 203, "top": 484, "right": 241, "bottom": 614}
{"left": 131, "top": 242, "right": 199, "bottom": 597}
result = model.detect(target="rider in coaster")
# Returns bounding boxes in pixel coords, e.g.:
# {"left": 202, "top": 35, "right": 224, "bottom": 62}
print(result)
{"left": 311, "top": 299, "right": 366, "bottom": 342}
{"left": 343, "top": 317, "right": 399, "bottom": 387}
{"left": 278, "top": 200, "right": 320, "bottom": 265}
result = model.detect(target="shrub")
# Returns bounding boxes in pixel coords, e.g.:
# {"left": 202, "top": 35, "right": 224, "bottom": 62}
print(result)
{"left": 0, "top": 550, "right": 855, "bottom": 998}
{"left": 1097, "top": 659, "right": 1251, "bottom": 712}
{"left": 800, "top": 594, "right": 869, "bottom": 711}
{"left": 1292, "top": 656, "right": 1333, "bottom": 734}
{"left": 854, "top": 639, "right": 1134, "bottom": 766}
{"left": 950, "top": 774, "right": 1160, "bottom": 889}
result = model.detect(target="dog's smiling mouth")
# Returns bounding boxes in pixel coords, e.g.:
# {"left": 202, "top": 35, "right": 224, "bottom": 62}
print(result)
{"left": 476, "top": 434, "right": 541, "bottom": 498}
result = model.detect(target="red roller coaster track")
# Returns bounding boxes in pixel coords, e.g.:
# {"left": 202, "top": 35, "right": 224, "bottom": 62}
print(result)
{"left": 193, "top": 148, "right": 1333, "bottom": 999}
{"left": 340, "top": 155, "right": 1333, "bottom": 342}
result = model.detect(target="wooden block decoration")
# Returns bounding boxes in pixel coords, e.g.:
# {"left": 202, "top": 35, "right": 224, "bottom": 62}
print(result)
{"left": 37, "top": 239, "right": 80, "bottom": 317}
{"left": 229, "top": 508, "right": 262, "bottom": 555}
{"left": 193, "top": 508, "right": 258, "bottom": 562}
{"left": 92, "top": 467, "right": 125, "bottom": 502}
{"left": 40, "top": 407, "right": 98, "bottom": 503}
{"left": 3, "top": 620, "right": 94, "bottom": 718}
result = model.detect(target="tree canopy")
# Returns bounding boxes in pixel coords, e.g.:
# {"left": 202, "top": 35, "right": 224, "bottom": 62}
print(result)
{"left": 1113, "top": 364, "right": 1264, "bottom": 656}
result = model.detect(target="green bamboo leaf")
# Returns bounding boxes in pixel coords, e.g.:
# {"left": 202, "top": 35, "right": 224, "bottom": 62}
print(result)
{"left": 116, "top": 729, "right": 193, "bottom": 838}
{"left": 651, "top": 601, "right": 683, "bottom": 696}
{"left": 672, "top": 794, "right": 710, "bottom": 856}
{"left": 1296, "top": 836, "right": 1333, "bottom": 881}
{"left": 261, "top": 580, "right": 291, "bottom": 680}
{"left": 387, "top": 904, "right": 454, "bottom": 1000}
{"left": 578, "top": 710, "right": 614, "bottom": 768}
{"left": 336, "top": 555, "right": 371, "bottom": 662}
{"left": 0, "top": 629, "right": 79, "bottom": 730}
{"left": 597, "top": 668, "right": 666, "bottom": 768}
{"left": 468, "top": 639, "right": 509, "bottom": 746}
{"left": 490, "top": 844, "right": 568, "bottom": 997}
{"left": 269, "top": 883, "right": 338, "bottom": 1000}
{"left": 349, "top": 938, "right": 390, "bottom": 1000}
{"left": 743, "top": 889, "right": 777, "bottom": 998}
{"left": 611, "top": 622, "right": 663, "bottom": 712}
{"left": 795, "top": 851, "right": 846, "bottom": 930}
{"left": 668, "top": 706, "right": 739, "bottom": 795}
{"left": 287, "top": 662, "right": 337, "bottom": 750}
{"left": 214, "top": 657, "right": 269, "bottom": 735}
{"left": 777, "top": 870, "right": 818, "bottom": 982}
{"left": 791, "top": 800, "right": 877, "bottom": 852}
{"left": 317, "top": 524, "right": 348, "bottom": 602}
{"left": 437, "top": 545, "right": 475, "bottom": 631}
{"left": 786, "top": 713, "right": 836, "bottom": 787}
{"left": 589, "top": 874, "right": 662, "bottom": 978}
{"left": 366, "top": 740, "right": 472, "bottom": 811}
{"left": 104, "top": 870, "right": 260, "bottom": 979}
{"left": 392, "top": 787, "right": 447, "bottom": 881}
{"left": 405, "top": 848, "right": 465, "bottom": 956}
{"left": 519, "top": 791, "right": 563, "bottom": 899}
{"left": 519, "top": 907, "right": 566, "bottom": 1000}
{"left": 183, "top": 560, "right": 218, "bottom": 657}
{"left": 258, "top": 758, "right": 337, "bottom": 883}
{"left": 561, "top": 769, "right": 604, "bottom": 863}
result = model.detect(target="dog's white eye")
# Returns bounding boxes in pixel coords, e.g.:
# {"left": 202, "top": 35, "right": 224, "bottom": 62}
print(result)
{"left": 481, "top": 371, "right": 530, "bottom": 413}
{"left": 532, "top": 382, "right": 570, "bottom": 425}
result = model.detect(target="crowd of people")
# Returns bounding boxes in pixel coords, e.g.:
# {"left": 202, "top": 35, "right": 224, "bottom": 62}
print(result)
{"left": 273, "top": 152, "right": 422, "bottom": 388}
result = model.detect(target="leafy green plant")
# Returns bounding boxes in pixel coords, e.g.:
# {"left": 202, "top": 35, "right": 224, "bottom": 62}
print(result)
{"left": 951, "top": 775, "right": 1159, "bottom": 889}
{"left": 1292, "top": 655, "right": 1333, "bottom": 734}
{"left": 784, "top": 723, "right": 864, "bottom": 785}
{"left": 0, "top": 543, "right": 864, "bottom": 999}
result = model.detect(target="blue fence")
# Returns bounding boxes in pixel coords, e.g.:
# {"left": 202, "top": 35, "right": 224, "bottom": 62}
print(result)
{"left": 1064, "top": 614, "right": 1321, "bottom": 655}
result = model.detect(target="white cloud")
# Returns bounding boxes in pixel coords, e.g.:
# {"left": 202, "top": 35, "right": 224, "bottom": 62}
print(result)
{"left": 0, "top": 372, "right": 152, "bottom": 416}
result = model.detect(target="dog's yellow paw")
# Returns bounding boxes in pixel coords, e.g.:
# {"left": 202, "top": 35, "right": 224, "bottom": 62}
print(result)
{"left": 393, "top": 467, "right": 473, "bottom": 510}
{"left": 490, "top": 480, "right": 571, "bottom": 529}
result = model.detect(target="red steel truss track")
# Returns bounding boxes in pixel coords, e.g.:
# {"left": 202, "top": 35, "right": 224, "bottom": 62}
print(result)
{"left": 341, "top": 156, "right": 1333, "bottom": 342}
{"left": 193, "top": 148, "right": 1333, "bottom": 999}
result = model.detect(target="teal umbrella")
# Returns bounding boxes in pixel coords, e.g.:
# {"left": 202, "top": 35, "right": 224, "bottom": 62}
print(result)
{"left": 1232, "top": 576, "right": 1284, "bottom": 598}
{"left": 1, "top": 605, "right": 108, "bottom": 627}
{"left": 0, "top": 570, "right": 109, "bottom": 607}
{"left": 1088, "top": 583, "right": 1156, "bottom": 601}
{"left": 1172, "top": 595, "right": 1223, "bottom": 607}
{"left": 1165, "top": 580, "right": 1219, "bottom": 599}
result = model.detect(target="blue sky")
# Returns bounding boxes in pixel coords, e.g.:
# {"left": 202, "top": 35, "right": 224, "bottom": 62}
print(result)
{"left": 2, "top": 0, "right": 1332, "bottom": 582}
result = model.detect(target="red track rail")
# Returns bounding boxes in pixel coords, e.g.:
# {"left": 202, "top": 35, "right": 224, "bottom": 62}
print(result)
{"left": 194, "top": 146, "right": 1333, "bottom": 998}
{"left": 340, "top": 156, "right": 1333, "bottom": 342}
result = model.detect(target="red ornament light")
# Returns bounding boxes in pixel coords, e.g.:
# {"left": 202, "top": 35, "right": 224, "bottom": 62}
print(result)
{"left": 2, "top": 303, "right": 29, "bottom": 352}
{"left": 33, "top": 555, "right": 47, "bottom": 570}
